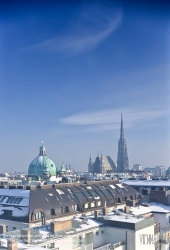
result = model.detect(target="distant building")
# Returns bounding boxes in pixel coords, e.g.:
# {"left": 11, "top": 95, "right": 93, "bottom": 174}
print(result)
{"left": 133, "top": 164, "right": 143, "bottom": 171}
{"left": 117, "top": 114, "right": 129, "bottom": 173}
{"left": 155, "top": 166, "right": 165, "bottom": 174}
{"left": 88, "top": 155, "right": 116, "bottom": 174}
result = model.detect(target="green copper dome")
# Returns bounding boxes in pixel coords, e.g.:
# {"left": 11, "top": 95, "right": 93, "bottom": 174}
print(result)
{"left": 28, "top": 143, "right": 57, "bottom": 178}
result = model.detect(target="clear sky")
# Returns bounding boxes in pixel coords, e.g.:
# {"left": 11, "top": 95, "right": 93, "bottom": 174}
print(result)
{"left": 0, "top": 0, "right": 170, "bottom": 172}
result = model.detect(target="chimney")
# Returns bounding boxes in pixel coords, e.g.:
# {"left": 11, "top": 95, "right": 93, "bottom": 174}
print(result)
{"left": 102, "top": 207, "right": 108, "bottom": 216}
{"left": 21, "top": 229, "right": 31, "bottom": 244}
{"left": 51, "top": 219, "right": 72, "bottom": 233}
{"left": 7, "top": 239, "right": 18, "bottom": 250}
{"left": 124, "top": 206, "right": 129, "bottom": 213}
{"left": 0, "top": 225, "right": 6, "bottom": 234}
{"left": 94, "top": 210, "right": 99, "bottom": 219}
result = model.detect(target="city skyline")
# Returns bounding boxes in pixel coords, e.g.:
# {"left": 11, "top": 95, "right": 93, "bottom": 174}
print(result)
{"left": 0, "top": 1, "right": 170, "bottom": 172}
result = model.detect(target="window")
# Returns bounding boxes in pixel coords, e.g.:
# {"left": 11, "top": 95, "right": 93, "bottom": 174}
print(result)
{"left": 44, "top": 197, "right": 49, "bottom": 202}
{"left": 15, "top": 198, "right": 23, "bottom": 204}
{"left": 56, "top": 196, "right": 60, "bottom": 201}
{"left": 83, "top": 203, "right": 89, "bottom": 209}
{"left": 118, "top": 198, "right": 121, "bottom": 203}
{"left": 51, "top": 243, "right": 55, "bottom": 248}
{"left": 95, "top": 190, "right": 103, "bottom": 196}
{"left": 50, "top": 209, "right": 55, "bottom": 216}
{"left": 4, "top": 210, "right": 12, "bottom": 217}
{"left": 88, "top": 190, "right": 100, "bottom": 199}
{"left": 91, "top": 202, "right": 95, "bottom": 208}
{"left": 130, "top": 195, "right": 133, "bottom": 200}
{"left": 82, "top": 191, "right": 92, "bottom": 199}
{"left": 13, "top": 227, "right": 16, "bottom": 230}
{"left": 75, "top": 192, "right": 86, "bottom": 199}
{"left": 96, "top": 231, "right": 99, "bottom": 236}
{"left": 34, "top": 211, "right": 44, "bottom": 220}
{"left": 101, "top": 230, "right": 104, "bottom": 234}
{"left": 72, "top": 204, "right": 80, "bottom": 212}
{"left": 97, "top": 201, "right": 101, "bottom": 206}
{"left": 56, "top": 189, "right": 64, "bottom": 195}
{"left": 61, "top": 206, "right": 69, "bottom": 214}
{"left": 101, "top": 189, "right": 110, "bottom": 196}
{"left": 0, "top": 196, "right": 6, "bottom": 202}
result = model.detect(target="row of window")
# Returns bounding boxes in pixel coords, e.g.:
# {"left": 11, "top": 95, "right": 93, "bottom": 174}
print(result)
{"left": 0, "top": 196, "right": 23, "bottom": 204}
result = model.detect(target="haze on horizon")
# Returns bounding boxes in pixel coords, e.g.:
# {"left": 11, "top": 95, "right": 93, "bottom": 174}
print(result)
{"left": 0, "top": 0, "right": 170, "bottom": 172}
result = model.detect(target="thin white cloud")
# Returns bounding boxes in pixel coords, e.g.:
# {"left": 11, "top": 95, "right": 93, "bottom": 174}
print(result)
{"left": 56, "top": 107, "right": 169, "bottom": 132}
{"left": 26, "top": 9, "right": 122, "bottom": 55}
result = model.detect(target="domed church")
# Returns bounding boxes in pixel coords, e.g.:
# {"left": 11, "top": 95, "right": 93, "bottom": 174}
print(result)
{"left": 27, "top": 142, "right": 58, "bottom": 182}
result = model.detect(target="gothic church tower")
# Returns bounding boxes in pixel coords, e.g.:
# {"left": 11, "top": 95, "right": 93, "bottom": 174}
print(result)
{"left": 117, "top": 114, "right": 129, "bottom": 172}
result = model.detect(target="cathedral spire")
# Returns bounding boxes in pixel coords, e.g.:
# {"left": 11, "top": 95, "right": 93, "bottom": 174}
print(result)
{"left": 120, "top": 113, "right": 124, "bottom": 139}
{"left": 117, "top": 114, "right": 129, "bottom": 173}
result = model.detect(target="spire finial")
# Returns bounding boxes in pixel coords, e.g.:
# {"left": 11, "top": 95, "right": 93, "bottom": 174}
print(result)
{"left": 41, "top": 140, "right": 43, "bottom": 146}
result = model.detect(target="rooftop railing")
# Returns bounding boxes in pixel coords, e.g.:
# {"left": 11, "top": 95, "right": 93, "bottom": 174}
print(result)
{"left": 94, "top": 241, "right": 126, "bottom": 250}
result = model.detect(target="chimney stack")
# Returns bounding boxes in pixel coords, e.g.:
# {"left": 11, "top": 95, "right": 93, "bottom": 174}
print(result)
{"left": 94, "top": 210, "right": 99, "bottom": 219}
{"left": 51, "top": 219, "right": 72, "bottom": 234}
{"left": 0, "top": 225, "right": 6, "bottom": 234}
{"left": 21, "top": 229, "right": 31, "bottom": 244}
{"left": 124, "top": 206, "right": 129, "bottom": 213}
{"left": 7, "top": 239, "right": 18, "bottom": 250}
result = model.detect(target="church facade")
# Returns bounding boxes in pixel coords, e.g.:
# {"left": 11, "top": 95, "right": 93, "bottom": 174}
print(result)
{"left": 88, "top": 114, "right": 129, "bottom": 174}
{"left": 88, "top": 154, "right": 116, "bottom": 174}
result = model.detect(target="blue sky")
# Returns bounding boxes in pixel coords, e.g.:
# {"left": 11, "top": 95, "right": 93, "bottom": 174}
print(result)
{"left": 0, "top": 0, "right": 170, "bottom": 172}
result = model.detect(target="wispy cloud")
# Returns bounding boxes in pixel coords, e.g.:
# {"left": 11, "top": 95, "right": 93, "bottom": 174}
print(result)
{"left": 26, "top": 7, "right": 122, "bottom": 55}
{"left": 56, "top": 106, "right": 169, "bottom": 132}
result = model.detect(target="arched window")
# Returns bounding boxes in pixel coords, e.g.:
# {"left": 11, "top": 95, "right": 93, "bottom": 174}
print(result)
{"left": 34, "top": 211, "right": 43, "bottom": 220}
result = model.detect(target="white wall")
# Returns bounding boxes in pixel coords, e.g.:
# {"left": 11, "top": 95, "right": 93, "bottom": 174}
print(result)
{"left": 153, "top": 213, "right": 170, "bottom": 227}
{"left": 0, "top": 219, "right": 29, "bottom": 232}
{"left": 135, "top": 224, "right": 155, "bottom": 250}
